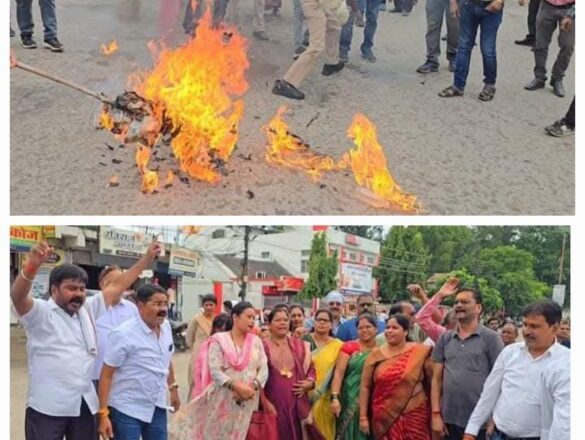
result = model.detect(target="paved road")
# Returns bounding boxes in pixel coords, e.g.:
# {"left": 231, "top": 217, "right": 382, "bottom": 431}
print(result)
{"left": 10, "top": 0, "right": 574, "bottom": 214}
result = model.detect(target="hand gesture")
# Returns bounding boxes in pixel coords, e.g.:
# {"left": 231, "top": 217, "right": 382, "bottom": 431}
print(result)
{"left": 330, "top": 399, "right": 341, "bottom": 417}
{"left": 437, "top": 277, "right": 460, "bottom": 299}
{"left": 450, "top": 0, "right": 460, "bottom": 18}
{"left": 170, "top": 389, "right": 181, "bottom": 412}
{"left": 485, "top": 0, "right": 503, "bottom": 12}
{"left": 292, "top": 379, "right": 314, "bottom": 396}
{"left": 294, "top": 327, "right": 308, "bottom": 338}
{"left": 432, "top": 414, "right": 449, "bottom": 437}
{"left": 407, "top": 284, "right": 427, "bottom": 301}
{"left": 145, "top": 240, "right": 162, "bottom": 261}
{"left": 560, "top": 16, "right": 573, "bottom": 31}
{"left": 99, "top": 416, "right": 114, "bottom": 439}
{"left": 233, "top": 381, "right": 256, "bottom": 400}
{"left": 27, "top": 242, "right": 54, "bottom": 270}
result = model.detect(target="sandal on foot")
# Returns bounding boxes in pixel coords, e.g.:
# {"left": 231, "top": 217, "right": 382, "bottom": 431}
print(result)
{"left": 478, "top": 84, "right": 496, "bottom": 101}
{"left": 438, "top": 85, "right": 464, "bottom": 98}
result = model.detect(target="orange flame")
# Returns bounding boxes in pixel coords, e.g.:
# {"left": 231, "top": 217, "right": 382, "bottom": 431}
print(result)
{"left": 263, "top": 106, "right": 340, "bottom": 181}
{"left": 343, "top": 114, "right": 419, "bottom": 213}
{"left": 99, "top": 109, "right": 114, "bottom": 131}
{"left": 165, "top": 169, "right": 174, "bottom": 187}
{"left": 100, "top": 40, "right": 119, "bottom": 56}
{"left": 136, "top": 144, "right": 151, "bottom": 174}
{"left": 141, "top": 170, "right": 159, "bottom": 193}
{"left": 128, "top": 9, "right": 249, "bottom": 183}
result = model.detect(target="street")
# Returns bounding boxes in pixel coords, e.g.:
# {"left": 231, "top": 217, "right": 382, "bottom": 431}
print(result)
{"left": 10, "top": 0, "right": 574, "bottom": 215}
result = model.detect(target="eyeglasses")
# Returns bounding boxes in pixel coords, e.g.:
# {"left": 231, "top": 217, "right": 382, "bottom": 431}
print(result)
{"left": 359, "top": 303, "right": 374, "bottom": 308}
{"left": 315, "top": 318, "right": 331, "bottom": 323}
{"left": 148, "top": 301, "right": 169, "bottom": 308}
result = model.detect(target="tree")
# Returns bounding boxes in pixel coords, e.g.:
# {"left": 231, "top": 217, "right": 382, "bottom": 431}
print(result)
{"left": 300, "top": 232, "right": 338, "bottom": 299}
{"left": 335, "top": 226, "right": 384, "bottom": 241}
{"left": 411, "top": 226, "right": 475, "bottom": 273}
{"left": 376, "top": 227, "right": 430, "bottom": 302}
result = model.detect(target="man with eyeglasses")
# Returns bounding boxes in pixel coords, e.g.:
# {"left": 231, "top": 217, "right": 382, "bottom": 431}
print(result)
{"left": 98, "top": 284, "right": 180, "bottom": 440}
{"left": 336, "top": 293, "right": 385, "bottom": 341}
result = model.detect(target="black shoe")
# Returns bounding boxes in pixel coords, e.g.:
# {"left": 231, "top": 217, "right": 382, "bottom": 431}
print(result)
{"left": 448, "top": 58, "right": 456, "bottom": 72}
{"left": 550, "top": 80, "right": 565, "bottom": 98}
{"left": 272, "top": 79, "right": 305, "bottom": 100}
{"left": 515, "top": 36, "right": 535, "bottom": 46}
{"left": 416, "top": 60, "right": 439, "bottom": 74}
{"left": 21, "top": 35, "right": 37, "bottom": 49}
{"left": 293, "top": 46, "right": 306, "bottom": 59}
{"left": 44, "top": 38, "right": 64, "bottom": 52}
{"left": 253, "top": 30, "right": 269, "bottom": 41}
{"left": 524, "top": 78, "right": 545, "bottom": 91}
{"left": 545, "top": 119, "right": 574, "bottom": 137}
{"left": 322, "top": 61, "right": 345, "bottom": 76}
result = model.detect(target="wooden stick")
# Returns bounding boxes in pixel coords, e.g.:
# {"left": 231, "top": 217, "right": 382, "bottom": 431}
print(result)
{"left": 14, "top": 61, "right": 115, "bottom": 105}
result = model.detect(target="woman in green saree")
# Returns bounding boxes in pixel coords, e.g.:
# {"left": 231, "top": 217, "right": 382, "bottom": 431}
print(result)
{"left": 304, "top": 309, "right": 343, "bottom": 440}
{"left": 330, "top": 314, "right": 378, "bottom": 440}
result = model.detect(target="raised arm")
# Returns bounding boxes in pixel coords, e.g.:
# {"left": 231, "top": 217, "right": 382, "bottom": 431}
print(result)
{"left": 11, "top": 242, "right": 53, "bottom": 317}
{"left": 101, "top": 241, "right": 161, "bottom": 306}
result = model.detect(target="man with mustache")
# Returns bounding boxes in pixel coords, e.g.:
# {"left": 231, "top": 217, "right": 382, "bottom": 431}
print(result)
{"left": 98, "top": 284, "right": 180, "bottom": 440}
{"left": 336, "top": 293, "right": 385, "bottom": 341}
{"left": 305, "top": 290, "right": 348, "bottom": 336}
{"left": 11, "top": 242, "right": 99, "bottom": 440}
{"left": 463, "top": 300, "right": 570, "bottom": 440}
{"left": 431, "top": 288, "right": 503, "bottom": 440}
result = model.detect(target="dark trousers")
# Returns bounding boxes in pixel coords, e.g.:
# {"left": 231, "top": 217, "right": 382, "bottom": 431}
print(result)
{"left": 533, "top": 0, "right": 575, "bottom": 81}
{"left": 25, "top": 400, "right": 97, "bottom": 440}
{"left": 564, "top": 97, "right": 575, "bottom": 129}
{"left": 526, "top": 0, "right": 541, "bottom": 39}
{"left": 183, "top": 0, "right": 230, "bottom": 34}
{"left": 444, "top": 424, "right": 487, "bottom": 440}
{"left": 16, "top": 0, "right": 58, "bottom": 40}
{"left": 110, "top": 406, "right": 167, "bottom": 440}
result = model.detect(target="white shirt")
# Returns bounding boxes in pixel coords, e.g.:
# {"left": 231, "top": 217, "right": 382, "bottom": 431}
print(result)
{"left": 540, "top": 350, "right": 571, "bottom": 440}
{"left": 14, "top": 298, "right": 99, "bottom": 417}
{"left": 104, "top": 317, "right": 174, "bottom": 423}
{"left": 87, "top": 293, "right": 139, "bottom": 380}
{"left": 465, "top": 341, "right": 569, "bottom": 438}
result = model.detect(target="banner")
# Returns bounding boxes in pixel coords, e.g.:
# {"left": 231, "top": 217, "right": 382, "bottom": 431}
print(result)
{"left": 168, "top": 245, "right": 200, "bottom": 277}
{"left": 340, "top": 263, "right": 373, "bottom": 294}
{"left": 10, "top": 226, "right": 43, "bottom": 252}
{"left": 99, "top": 226, "right": 166, "bottom": 258}
{"left": 21, "top": 249, "right": 66, "bottom": 268}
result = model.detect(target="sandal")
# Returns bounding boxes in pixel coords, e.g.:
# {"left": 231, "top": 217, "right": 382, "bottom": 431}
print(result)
{"left": 478, "top": 84, "right": 496, "bottom": 101}
{"left": 438, "top": 85, "right": 464, "bottom": 98}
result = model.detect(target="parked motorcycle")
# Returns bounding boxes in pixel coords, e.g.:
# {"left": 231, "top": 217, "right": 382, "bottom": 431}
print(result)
{"left": 170, "top": 320, "right": 188, "bottom": 352}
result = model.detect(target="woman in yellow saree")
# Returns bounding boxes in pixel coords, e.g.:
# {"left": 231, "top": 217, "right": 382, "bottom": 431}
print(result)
{"left": 304, "top": 309, "right": 344, "bottom": 440}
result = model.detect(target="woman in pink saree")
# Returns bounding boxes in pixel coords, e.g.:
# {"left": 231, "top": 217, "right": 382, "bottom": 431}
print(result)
{"left": 169, "top": 302, "right": 268, "bottom": 440}
{"left": 263, "top": 307, "right": 326, "bottom": 440}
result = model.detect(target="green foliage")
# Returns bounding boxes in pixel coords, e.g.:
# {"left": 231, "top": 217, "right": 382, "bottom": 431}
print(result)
{"left": 335, "top": 226, "right": 385, "bottom": 241}
{"left": 300, "top": 232, "right": 338, "bottom": 299}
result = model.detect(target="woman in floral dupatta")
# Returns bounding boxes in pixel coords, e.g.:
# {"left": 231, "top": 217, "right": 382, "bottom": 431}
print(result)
{"left": 168, "top": 302, "right": 268, "bottom": 440}
{"left": 263, "top": 307, "right": 326, "bottom": 440}
{"left": 330, "top": 314, "right": 379, "bottom": 440}
{"left": 304, "top": 309, "right": 343, "bottom": 440}
{"left": 358, "top": 314, "right": 433, "bottom": 440}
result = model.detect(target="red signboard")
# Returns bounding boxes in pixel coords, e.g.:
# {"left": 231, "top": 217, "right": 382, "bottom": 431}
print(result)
{"left": 313, "top": 226, "right": 328, "bottom": 231}
{"left": 345, "top": 234, "right": 359, "bottom": 245}
{"left": 262, "top": 276, "right": 305, "bottom": 295}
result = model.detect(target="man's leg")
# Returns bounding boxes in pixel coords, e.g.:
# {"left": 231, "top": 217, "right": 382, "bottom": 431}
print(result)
{"left": 361, "top": 0, "right": 382, "bottom": 56}
{"left": 478, "top": 7, "right": 503, "bottom": 86}
{"left": 65, "top": 399, "right": 98, "bottom": 440}
{"left": 142, "top": 407, "right": 168, "bottom": 440}
{"left": 527, "top": 0, "right": 541, "bottom": 40}
{"left": 16, "top": 0, "right": 34, "bottom": 37}
{"left": 25, "top": 407, "right": 68, "bottom": 440}
{"left": 182, "top": 0, "right": 195, "bottom": 33}
{"left": 323, "top": 13, "right": 342, "bottom": 65}
{"left": 565, "top": 97, "right": 575, "bottom": 129}
{"left": 109, "top": 407, "right": 143, "bottom": 440}
{"left": 339, "top": 9, "right": 356, "bottom": 59}
{"left": 424, "top": 0, "right": 445, "bottom": 65}
{"left": 293, "top": 0, "right": 305, "bottom": 48}
{"left": 225, "top": 0, "right": 240, "bottom": 25}
{"left": 283, "top": 0, "right": 327, "bottom": 87}
{"left": 38, "top": 0, "right": 58, "bottom": 40}
{"left": 453, "top": 1, "right": 479, "bottom": 91}
{"left": 533, "top": 1, "right": 558, "bottom": 81}
{"left": 550, "top": 8, "right": 574, "bottom": 82}
{"left": 253, "top": 0, "right": 267, "bottom": 32}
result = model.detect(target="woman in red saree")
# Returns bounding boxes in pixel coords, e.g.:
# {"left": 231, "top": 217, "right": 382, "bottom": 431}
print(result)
{"left": 263, "top": 307, "right": 326, "bottom": 440}
{"left": 358, "top": 314, "right": 433, "bottom": 440}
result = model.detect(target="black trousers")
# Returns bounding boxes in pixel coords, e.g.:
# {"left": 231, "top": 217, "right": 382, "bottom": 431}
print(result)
{"left": 526, "top": 0, "right": 541, "bottom": 39}
{"left": 25, "top": 399, "right": 97, "bottom": 440}
{"left": 444, "top": 424, "right": 487, "bottom": 440}
{"left": 565, "top": 97, "right": 575, "bottom": 129}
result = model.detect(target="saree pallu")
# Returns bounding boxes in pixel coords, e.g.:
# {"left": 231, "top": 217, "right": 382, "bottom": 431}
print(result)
{"left": 309, "top": 338, "right": 343, "bottom": 440}
{"left": 336, "top": 350, "right": 373, "bottom": 440}
{"left": 369, "top": 345, "right": 431, "bottom": 440}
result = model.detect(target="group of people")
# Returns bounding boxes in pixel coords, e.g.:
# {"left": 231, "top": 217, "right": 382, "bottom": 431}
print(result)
{"left": 11, "top": 241, "right": 571, "bottom": 440}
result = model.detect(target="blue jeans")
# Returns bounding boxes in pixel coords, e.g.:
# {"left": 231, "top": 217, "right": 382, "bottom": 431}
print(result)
{"left": 16, "top": 0, "right": 57, "bottom": 40}
{"left": 453, "top": 0, "right": 502, "bottom": 90}
{"left": 340, "top": 0, "right": 382, "bottom": 56}
{"left": 110, "top": 406, "right": 167, "bottom": 440}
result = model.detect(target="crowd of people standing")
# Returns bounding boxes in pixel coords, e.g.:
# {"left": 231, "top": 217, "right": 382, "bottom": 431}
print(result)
{"left": 11, "top": 242, "right": 571, "bottom": 440}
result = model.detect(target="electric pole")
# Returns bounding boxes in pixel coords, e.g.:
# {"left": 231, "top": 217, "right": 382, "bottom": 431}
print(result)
{"left": 239, "top": 226, "right": 250, "bottom": 300}
{"left": 558, "top": 233, "right": 566, "bottom": 284}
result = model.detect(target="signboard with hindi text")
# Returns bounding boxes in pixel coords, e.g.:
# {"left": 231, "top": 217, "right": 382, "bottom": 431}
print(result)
{"left": 99, "top": 227, "right": 166, "bottom": 258}
{"left": 168, "top": 245, "right": 200, "bottom": 277}
{"left": 10, "top": 226, "right": 46, "bottom": 252}
{"left": 340, "top": 263, "right": 373, "bottom": 294}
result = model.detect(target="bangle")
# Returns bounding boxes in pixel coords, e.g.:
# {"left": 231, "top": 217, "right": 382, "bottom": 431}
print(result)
{"left": 331, "top": 393, "right": 340, "bottom": 400}
{"left": 359, "top": 416, "right": 368, "bottom": 421}
{"left": 98, "top": 408, "right": 110, "bottom": 418}
{"left": 20, "top": 269, "right": 35, "bottom": 282}
{"left": 169, "top": 382, "right": 179, "bottom": 391}
{"left": 432, "top": 411, "right": 442, "bottom": 416}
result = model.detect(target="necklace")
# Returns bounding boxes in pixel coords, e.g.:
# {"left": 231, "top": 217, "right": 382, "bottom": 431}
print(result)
{"left": 269, "top": 337, "right": 294, "bottom": 378}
